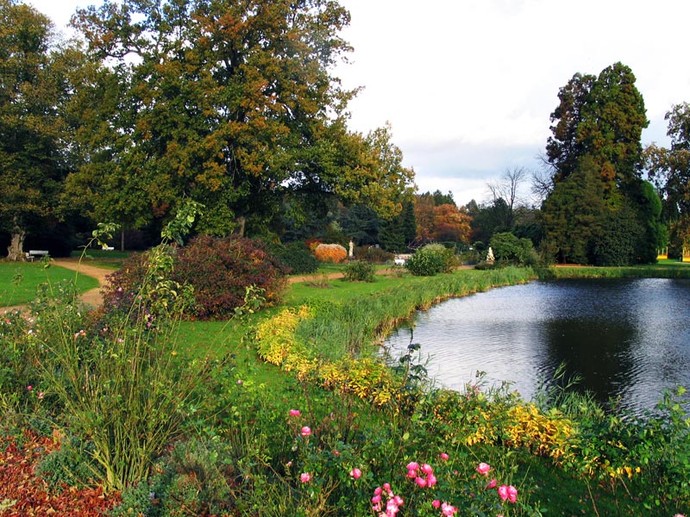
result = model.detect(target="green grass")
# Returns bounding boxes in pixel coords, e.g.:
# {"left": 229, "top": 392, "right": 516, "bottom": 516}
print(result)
{"left": 71, "top": 249, "right": 133, "bottom": 270}
{"left": 0, "top": 262, "right": 99, "bottom": 307}
{"left": 543, "top": 260, "right": 690, "bottom": 279}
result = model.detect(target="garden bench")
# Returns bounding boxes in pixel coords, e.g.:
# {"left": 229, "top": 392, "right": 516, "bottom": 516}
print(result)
{"left": 25, "top": 250, "right": 50, "bottom": 262}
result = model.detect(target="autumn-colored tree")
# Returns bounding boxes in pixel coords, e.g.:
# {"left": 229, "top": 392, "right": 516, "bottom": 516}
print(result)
{"left": 432, "top": 204, "right": 472, "bottom": 243}
{"left": 66, "top": 0, "right": 413, "bottom": 237}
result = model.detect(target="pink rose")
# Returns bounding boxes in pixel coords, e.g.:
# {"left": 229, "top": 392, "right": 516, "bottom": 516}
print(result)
{"left": 371, "top": 494, "right": 382, "bottom": 504}
{"left": 476, "top": 462, "right": 491, "bottom": 476}
{"left": 486, "top": 478, "right": 497, "bottom": 489}
{"left": 507, "top": 485, "right": 518, "bottom": 503}
{"left": 427, "top": 474, "right": 437, "bottom": 487}
{"left": 300, "top": 472, "right": 311, "bottom": 483}
{"left": 406, "top": 461, "right": 419, "bottom": 471}
{"left": 497, "top": 484, "right": 509, "bottom": 501}
{"left": 439, "top": 452, "right": 449, "bottom": 461}
{"left": 350, "top": 467, "right": 362, "bottom": 479}
{"left": 393, "top": 495, "right": 403, "bottom": 506}
{"left": 432, "top": 500, "right": 441, "bottom": 509}
{"left": 300, "top": 426, "right": 311, "bottom": 437}
{"left": 441, "top": 502, "right": 458, "bottom": 516}
{"left": 406, "top": 469, "right": 417, "bottom": 479}
{"left": 289, "top": 409, "right": 301, "bottom": 417}
{"left": 421, "top": 463, "right": 433, "bottom": 475}
{"left": 414, "top": 476, "right": 427, "bottom": 488}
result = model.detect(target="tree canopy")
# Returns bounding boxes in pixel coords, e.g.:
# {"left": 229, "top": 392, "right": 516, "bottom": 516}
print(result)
{"left": 541, "top": 62, "right": 660, "bottom": 265}
{"left": 62, "top": 0, "right": 413, "bottom": 238}
{"left": 0, "top": 0, "right": 75, "bottom": 259}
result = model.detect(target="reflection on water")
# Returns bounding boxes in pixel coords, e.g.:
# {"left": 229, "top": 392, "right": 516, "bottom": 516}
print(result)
{"left": 384, "top": 278, "right": 690, "bottom": 414}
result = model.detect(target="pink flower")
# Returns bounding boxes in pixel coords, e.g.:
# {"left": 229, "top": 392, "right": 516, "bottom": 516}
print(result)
{"left": 300, "top": 426, "right": 311, "bottom": 437}
{"left": 414, "top": 476, "right": 427, "bottom": 488}
{"left": 441, "top": 502, "right": 458, "bottom": 516}
{"left": 432, "top": 500, "right": 441, "bottom": 509}
{"left": 439, "top": 452, "right": 449, "bottom": 461}
{"left": 476, "top": 462, "right": 491, "bottom": 476}
{"left": 289, "top": 409, "right": 301, "bottom": 417}
{"left": 497, "top": 484, "right": 509, "bottom": 502}
{"left": 371, "top": 494, "right": 382, "bottom": 504}
{"left": 26, "top": 385, "right": 33, "bottom": 391}
{"left": 300, "top": 472, "right": 311, "bottom": 483}
{"left": 427, "top": 474, "right": 437, "bottom": 487}
{"left": 393, "top": 495, "right": 403, "bottom": 506}
{"left": 406, "top": 469, "right": 417, "bottom": 479}
{"left": 507, "top": 485, "right": 518, "bottom": 503}
{"left": 383, "top": 482, "right": 392, "bottom": 493}
{"left": 486, "top": 478, "right": 497, "bottom": 489}
{"left": 37, "top": 392, "right": 44, "bottom": 400}
{"left": 421, "top": 463, "right": 433, "bottom": 475}
{"left": 350, "top": 467, "right": 362, "bottom": 479}
{"left": 406, "top": 461, "right": 419, "bottom": 471}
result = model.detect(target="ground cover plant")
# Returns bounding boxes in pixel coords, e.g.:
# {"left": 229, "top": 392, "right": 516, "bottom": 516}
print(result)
{"left": 1, "top": 249, "right": 688, "bottom": 515}
{"left": 0, "top": 262, "right": 99, "bottom": 307}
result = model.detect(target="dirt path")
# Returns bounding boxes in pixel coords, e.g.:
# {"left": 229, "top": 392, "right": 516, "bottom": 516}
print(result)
{"left": 1, "top": 259, "right": 111, "bottom": 314}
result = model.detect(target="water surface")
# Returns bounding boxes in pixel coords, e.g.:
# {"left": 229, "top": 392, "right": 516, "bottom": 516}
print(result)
{"left": 384, "top": 278, "right": 690, "bottom": 413}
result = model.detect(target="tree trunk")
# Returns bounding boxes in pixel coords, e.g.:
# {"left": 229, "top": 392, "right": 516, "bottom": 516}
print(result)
{"left": 7, "top": 229, "right": 26, "bottom": 261}
{"left": 235, "top": 216, "right": 246, "bottom": 237}
{"left": 120, "top": 229, "right": 125, "bottom": 252}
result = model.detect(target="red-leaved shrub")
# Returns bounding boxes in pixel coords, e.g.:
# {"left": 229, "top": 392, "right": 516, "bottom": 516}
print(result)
{"left": 175, "top": 235, "right": 288, "bottom": 319}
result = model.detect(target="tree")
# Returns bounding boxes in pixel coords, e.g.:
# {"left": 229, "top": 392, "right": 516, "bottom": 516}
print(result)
{"left": 431, "top": 204, "right": 472, "bottom": 243}
{"left": 542, "top": 62, "right": 652, "bottom": 264}
{"left": 486, "top": 167, "right": 528, "bottom": 230}
{"left": 546, "top": 63, "right": 647, "bottom": 194}
{"left": 0, "top": 0, "right": 70, "bottom": 260}
{"left": 66, "top": 0, "right": 413, "bottom": 238}
{"left": 645, "top": 103, "right": 690, "bottom": 253}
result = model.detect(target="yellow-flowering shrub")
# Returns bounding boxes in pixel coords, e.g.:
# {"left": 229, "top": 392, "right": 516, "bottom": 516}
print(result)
{"left": 314, "top": 243, "right": 347, "bottom": 263}
{"left": 254, "top": 307, "right": 399, "bottom": 406}
{"left": 504, "top": 403, "right": 575, "bottom": 462}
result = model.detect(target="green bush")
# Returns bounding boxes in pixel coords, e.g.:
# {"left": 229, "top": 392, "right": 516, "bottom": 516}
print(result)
{"left": 267, "top": 241, "right": 319, "bottom": 275}
{"left": 343, "top": 260, "right": 376, "bottom": 282}
{"left": 405, "top": 244, "right": 455, "bottom": 276}
{"left": 489, "top": 232, "right": 538, "bottom": 266}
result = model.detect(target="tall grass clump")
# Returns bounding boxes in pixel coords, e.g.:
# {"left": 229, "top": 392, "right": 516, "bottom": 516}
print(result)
{"left": 32, "top": 210, "right": 219, "bottom": 491}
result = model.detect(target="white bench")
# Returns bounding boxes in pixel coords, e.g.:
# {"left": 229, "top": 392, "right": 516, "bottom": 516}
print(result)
{"left": 26, "top": 250, "right": 50, "bottom": 262}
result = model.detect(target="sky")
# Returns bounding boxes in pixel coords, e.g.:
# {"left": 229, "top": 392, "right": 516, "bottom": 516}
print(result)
{"left": 28, "top": 0, "right": 690, "bottom": 206}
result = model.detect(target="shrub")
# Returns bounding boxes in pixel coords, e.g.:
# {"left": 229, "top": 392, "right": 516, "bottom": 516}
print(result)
{"left": 343, "top": 260, "right": 375, "bottom": 282}
{"left": 353, "top": 245, "right": 394, "bottom": 264}
{"left": 314, "top": 243, "right": 347, "bottom": 263}
{"left": 267, "top": 241, "right": 319, "bottom": 275}
{"left": 489, "top": 232, "right": 539, "bottom": 266}
{"left": 405, "top": 244, "right": 455, "bottom": 276}
{"left": 175, "top": 235, "right": 288, "bottom": 319}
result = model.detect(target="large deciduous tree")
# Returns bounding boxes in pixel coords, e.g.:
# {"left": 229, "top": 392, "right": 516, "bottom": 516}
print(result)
{"left": 0, "top": 0, "right": 69, "bottom": 259}
{"left": 66, "top": 0, "right": 413, "bottom": 237}
{"left": 541, "top": 62, "right": 659, "bottom": 264}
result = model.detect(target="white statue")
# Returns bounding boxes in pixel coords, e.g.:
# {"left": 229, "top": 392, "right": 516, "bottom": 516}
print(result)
{"left": 486, "top": 246, "right": 495, "bottom": 264}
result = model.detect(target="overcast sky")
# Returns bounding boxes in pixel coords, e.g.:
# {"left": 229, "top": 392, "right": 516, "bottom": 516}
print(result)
{"left": 28, "top": 0, "right": 690, "bottom": 205}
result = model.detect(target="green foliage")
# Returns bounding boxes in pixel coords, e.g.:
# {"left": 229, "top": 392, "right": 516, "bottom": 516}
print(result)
{"left": 405, "top": 243, "right": 455, "bottom": 276}
{"left": 489, "top": 232, "right": 538, "bottom": 266}
{"left": 36, "top": 436, "right": 96, "bottom": 491}
{"left": 343, "top": 260, "right": 376, "bottom": 282}
{"left": 267, "top": 241, "right": 320, "bottom": 275}
{"left": 352, "top": 245, "right": 394, "bottom": 264}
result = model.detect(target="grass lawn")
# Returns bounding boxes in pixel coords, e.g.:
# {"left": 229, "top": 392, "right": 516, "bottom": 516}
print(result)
{"left": 0, "top": 262, "right": 99, "bottom": 307}
{"left": 71, "top": 249, "right": 133, "bottom": 270}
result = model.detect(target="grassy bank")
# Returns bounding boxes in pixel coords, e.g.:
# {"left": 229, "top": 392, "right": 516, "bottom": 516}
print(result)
{"left": 1, "top": 264, "right": 687, "bottom": 515}
{"left": 541, "top": 260, "right": 690, "bottom": 279}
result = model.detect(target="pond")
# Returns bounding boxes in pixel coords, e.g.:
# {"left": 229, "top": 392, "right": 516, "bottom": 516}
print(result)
{"left": 384, "top": 278, "right": 690, "bottom": 414}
